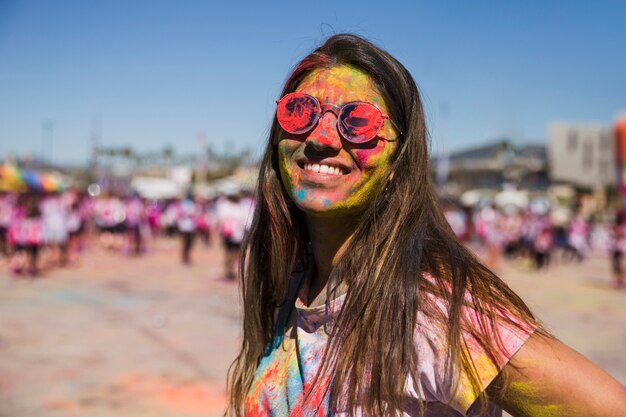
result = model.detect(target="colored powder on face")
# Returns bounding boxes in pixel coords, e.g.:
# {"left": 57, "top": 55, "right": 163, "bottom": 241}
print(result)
{"left": 328, "top": 140, "right": 395, "bottom": 215}
{"left": 277, "top": 65, "right": 400, "bottom": 215}
{"left": 298, "top": 66, "right": 387, "bottom": 111}
{"left": 353, "top": 140, "right": 387, "bottom": 167}
{"left": 278, "top": 140, "right": 298, "bottom": 196}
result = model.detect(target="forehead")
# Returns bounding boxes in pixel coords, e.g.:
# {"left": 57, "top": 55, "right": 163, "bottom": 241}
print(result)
{"left": 295, "top": 65, "right": 387, "bottom": 110}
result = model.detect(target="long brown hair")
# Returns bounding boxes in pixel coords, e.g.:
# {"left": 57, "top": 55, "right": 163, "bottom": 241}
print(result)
{"left": 227, "top": 33, "right": 543, "bottom": 417}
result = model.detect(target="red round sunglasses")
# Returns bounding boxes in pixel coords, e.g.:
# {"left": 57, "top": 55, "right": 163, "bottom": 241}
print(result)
{"left": 276, "top": 92, "right": 401, "bottom": 144}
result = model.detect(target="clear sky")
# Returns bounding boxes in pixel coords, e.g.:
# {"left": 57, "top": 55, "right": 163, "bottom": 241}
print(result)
{"left": 1, "top": 0, "right": 625, "bottom": 165}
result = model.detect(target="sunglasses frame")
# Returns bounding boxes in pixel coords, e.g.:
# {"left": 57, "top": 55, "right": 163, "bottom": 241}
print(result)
{"left": 276, "top": 92, "right": 402, "bottom": 144}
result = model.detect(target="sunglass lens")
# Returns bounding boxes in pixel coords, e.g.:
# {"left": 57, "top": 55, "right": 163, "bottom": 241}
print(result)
{"left": 276, "top": 93, "right": 319, "bottom": 135}
{"left": 338, "top": 102, "right": 385, "bottom": 143}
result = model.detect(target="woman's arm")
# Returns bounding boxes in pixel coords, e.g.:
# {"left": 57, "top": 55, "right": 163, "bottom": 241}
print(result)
{"left": 493, "top": 332, "right": 626, "bottom": 416}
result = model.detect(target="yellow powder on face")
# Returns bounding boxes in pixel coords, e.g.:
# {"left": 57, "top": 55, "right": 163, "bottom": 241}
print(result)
{"left": 328, "top": 143, "right": 395, "bottom": 217}
{"left": 278, "top": 139, "right": 296, "bottom": 194}
{"left": 296, "top": 65, "right": 398, "bottom": 140}
{"left": 276, "top": 65, "right": 399, "bottom": 217}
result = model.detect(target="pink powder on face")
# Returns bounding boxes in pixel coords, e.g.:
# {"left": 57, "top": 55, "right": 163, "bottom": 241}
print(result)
{"left": 313, "top": 115, "right": 341, "bottom": 147}
{"left": 353, "top": 139, "right": 387, "bottom": 167}
{"left": 277, "top": 66, "right": 398, "bottom": 215}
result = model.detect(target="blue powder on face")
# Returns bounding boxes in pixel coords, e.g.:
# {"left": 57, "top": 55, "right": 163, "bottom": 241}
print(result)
{"left": 297, "top": 188, "right": 306, "bottom": 200}
{"left": 323, "top": 199, "right": 331, "bottom": 207}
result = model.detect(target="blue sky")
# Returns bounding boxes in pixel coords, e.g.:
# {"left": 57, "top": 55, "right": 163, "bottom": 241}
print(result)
{"left": 1, "top": 0, "right": 625, "bottom": 165}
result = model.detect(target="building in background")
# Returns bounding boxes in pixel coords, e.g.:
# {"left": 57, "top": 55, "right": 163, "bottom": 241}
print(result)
{"left": 548, "top": 123, "right": 615, "bottom": 189}
{"left": 433, "top": 140, "right": 548, "bottom": 196}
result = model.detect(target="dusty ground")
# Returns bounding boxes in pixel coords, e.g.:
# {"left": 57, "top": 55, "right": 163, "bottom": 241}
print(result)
{"left": 0, "top": 237, "right": 624, "bottom": 417}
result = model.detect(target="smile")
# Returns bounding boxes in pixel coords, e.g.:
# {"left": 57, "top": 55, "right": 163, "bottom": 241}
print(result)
{"left": 300, "top": 163, "right": 346, "bottom": 176}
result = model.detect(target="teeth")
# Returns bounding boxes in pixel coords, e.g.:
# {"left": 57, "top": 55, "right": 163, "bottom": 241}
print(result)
{"left": 303, "top": 163, "right": 344, "bottom": 175}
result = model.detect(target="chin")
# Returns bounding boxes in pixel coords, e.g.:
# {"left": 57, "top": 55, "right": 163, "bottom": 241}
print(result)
{"left": 294, "top": 198, "right": 365, "bottom": 219}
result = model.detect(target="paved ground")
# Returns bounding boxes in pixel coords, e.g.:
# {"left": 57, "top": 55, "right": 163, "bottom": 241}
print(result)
{"left": 0, "top": 237, "right": 624, "bottom": 417}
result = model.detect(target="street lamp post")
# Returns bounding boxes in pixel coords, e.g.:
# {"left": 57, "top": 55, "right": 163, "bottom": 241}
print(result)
{"left": 42, "top": 120, "right": 54, "bottom": 164}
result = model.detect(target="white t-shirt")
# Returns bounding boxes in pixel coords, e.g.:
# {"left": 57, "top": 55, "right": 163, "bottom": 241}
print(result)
{"left": 215, "top": 197, "right": 254, "bottom": 243}
{"left": 246, "top": 270, "right": 534, "bottom": 416}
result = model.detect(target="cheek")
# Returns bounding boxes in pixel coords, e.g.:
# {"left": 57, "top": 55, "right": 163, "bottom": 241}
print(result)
{"left": 278, "top": 141, "right": 301, "bottom": 188}
{"left": 353, "top": 140, "right": 391, "bottom": 168}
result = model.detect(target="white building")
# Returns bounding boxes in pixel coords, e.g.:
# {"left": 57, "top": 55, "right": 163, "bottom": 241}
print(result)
{"left": 548, "top": 122, "right": 615, "bottom": 188}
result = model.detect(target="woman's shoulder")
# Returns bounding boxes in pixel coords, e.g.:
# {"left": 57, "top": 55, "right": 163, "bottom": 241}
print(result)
{"left": 414, "top": 272, "right": 537, "bottom": 413}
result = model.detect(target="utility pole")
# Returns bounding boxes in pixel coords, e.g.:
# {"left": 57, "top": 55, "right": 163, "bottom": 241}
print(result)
{"left": 42, "top": 120, "right": 54, "bottom": 164}
{"left": 90, "top": 114, "right": 103, "bottom": 187}
{"left": 196, "top": 130, "right": 207, "bottom": 184}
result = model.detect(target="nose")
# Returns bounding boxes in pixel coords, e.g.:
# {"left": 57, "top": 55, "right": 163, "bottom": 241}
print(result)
{"left": 304, "top": 112, "right": 342, "bottom": 152}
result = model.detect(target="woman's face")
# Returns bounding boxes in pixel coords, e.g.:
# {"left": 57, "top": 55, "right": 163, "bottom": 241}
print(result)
{"left": 277, "top": 65, "right": 400, "bottom": 218}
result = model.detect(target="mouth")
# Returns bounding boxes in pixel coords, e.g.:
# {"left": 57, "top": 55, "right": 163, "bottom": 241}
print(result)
{"left": 298, "top": 162, "right": 347, "bottom": 176}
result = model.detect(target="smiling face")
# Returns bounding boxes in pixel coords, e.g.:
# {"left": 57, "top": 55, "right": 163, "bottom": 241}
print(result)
{"left": 277, "top": 65, "right": 400, "bottom": 218}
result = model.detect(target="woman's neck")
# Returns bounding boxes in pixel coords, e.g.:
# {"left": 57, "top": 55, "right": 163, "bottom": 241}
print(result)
{"left": 304, "top": 213, "right": 357, "bottom": 306}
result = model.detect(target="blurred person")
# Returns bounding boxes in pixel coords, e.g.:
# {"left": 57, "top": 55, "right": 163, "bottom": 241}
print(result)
{"left": 65, "top": 197, "right": 84, "bottom": 264}
{"left": 177, "top": 193, "right": 198, "bottom": 265}
{"left": 0, "top": 192, "right": 15, "bottom": 258}
{"left": 609, "top": 220, "right": 626, "bottom": 289}
{"left": 161, "top": 199, "right": 180, "bottom": 237}
{"left": 77, "top": 192, "right": 94, "bottom": 250}
{"left": 9, "top": 193, "right": 43, "bottom": 277}
{"left": 93, "top": 193, "right": 126, "bottom": 251}
{"left": 514, "top": 210, "right": 534, "bottom": 267}
{"left": 195, "top": 197, "right": 213, "bottom": 246}
{"left": 226, "top": 34, "right": 626, "bottom": 417}
{"left": 533, "top": 226, "right": 554, "bottom": 271}
{"left": 215, "top": 191, "right": 251, "bottom": 280}
{"left": 475, "top": 203, "right": 503, "bottom": 272}
{"left": 40, "top": 191, "right": 69, "bottom": 267}
{"left": 549, "top": 204, "right": 572, "bottom": 264}
{"left": 7, "top": 194, "right": 26, "bottom": 274}
{"left": 500, "top": 207, "right": 523, "bottom": 259}
{"left": 22, "top": 194, "right": 44, "bottom": 276}
{"left": 589, "top": 219, "right": 612, "bottom": 254}
{"left": 565, "top": 212, "right": 588, "bottom": 262}
{"left": 442, "top": 201, "right": 468, "bottom": 241}
{"left": 124, "top": 193, "right": 146, "bottom": 256}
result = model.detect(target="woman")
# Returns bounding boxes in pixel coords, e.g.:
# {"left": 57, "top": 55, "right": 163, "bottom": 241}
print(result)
{"left": 227, "top": 34, "right": 625, "bottom": 416}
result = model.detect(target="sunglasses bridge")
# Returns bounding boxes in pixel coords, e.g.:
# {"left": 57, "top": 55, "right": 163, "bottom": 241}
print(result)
{"left": 323, "top": 104, "right": 404, "bottom": 142}
{"left": 317, "top": 103, "right": 388, "bottom": 121}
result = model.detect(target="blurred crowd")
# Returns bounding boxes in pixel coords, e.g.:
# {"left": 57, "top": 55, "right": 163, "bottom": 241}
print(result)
{"left": 0, "top": 189, "right": 255, "bottom": 279}
{"left": 442, "top": 200, "right": 625, "bottom": 288}
{"left": 1, "top": 188, "right": 625, "bottom": 289}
